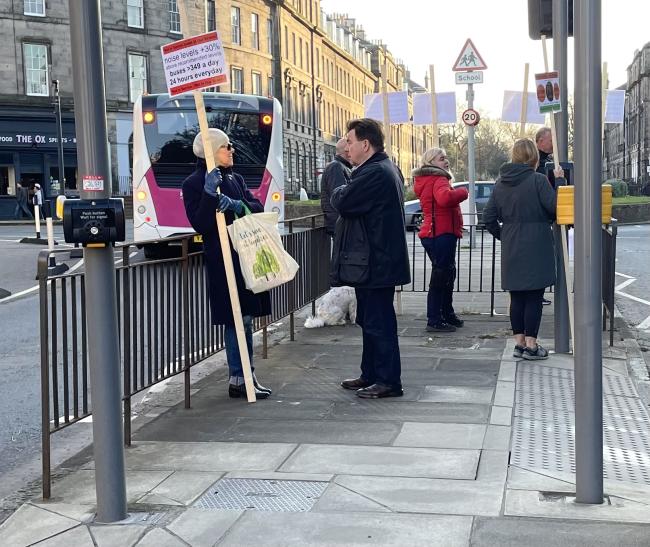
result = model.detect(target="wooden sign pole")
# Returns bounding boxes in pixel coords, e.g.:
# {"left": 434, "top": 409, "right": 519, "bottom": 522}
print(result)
{"left": 429, "top": 64, "right": 439, "bottom": 148}
{"left": 519, "top": 63, "right": 529, "bottom": 137}
{"left": 381, "top": 46, "right": 392, "bottom": 156}
{"left": 542, "top": 34, "right": 574, "bottom": 348}
{"left": 179, "top": 2, "right": 256, "bottom": 402}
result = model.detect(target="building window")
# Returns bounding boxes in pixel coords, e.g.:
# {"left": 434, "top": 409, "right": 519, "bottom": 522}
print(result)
{"left": 231, "top": 7, "right": 241, "bottom": 45}
{"left": 251, "top": 13, "right": 259, "bottom": 50}
{"left": 267, "top": 19, "right": 273, "bottom": 54}
{"left": 207, "top": 0, "right": 216, "bottom": 31}
{"left": 231, "top": 67, "right": 243, "bottom": 94}
{"left": 127, "top": 0, "right": 144, "bottom": 28}
{"left": 169, "top": 0, "right": 181, "bottom": 33}
{"left": 299, "top": 38, "right": 303, "bottom": 68}
{"left": 268, "top": 75, "right": 274, "bottom": 97}
{"left": 315, "top": 48, "right": 320, "bottom": 77}
{"left": 252, "top": 71, "right": 262, "bottom": 96}
{"left": 292, "top": 33, "right": 296, "bottom": 64}
{"left": 128, "top": 53, "right": 148, "bottom": 103}
{"left": 24, "top": 0, "right": 45, "bottom": 16}
{"left": 23, "top": 43, "right": 48, "bottom": 96}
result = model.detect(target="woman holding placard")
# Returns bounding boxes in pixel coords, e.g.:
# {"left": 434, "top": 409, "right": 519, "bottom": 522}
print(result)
{"left": 182, "top": 128, "right": 272, "bottom": 399}
{"left": 483, "top": 138, "right": 563, "bottom": 360}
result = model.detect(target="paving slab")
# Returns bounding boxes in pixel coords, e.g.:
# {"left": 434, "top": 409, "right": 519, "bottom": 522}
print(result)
{"left": 490, "top": 405, "right": 513, "bottom": 426}
{"left": 123, "top": 442, "right": 296, "bottom": 472}
{"left": 498, "top": 361, "right": 517, "bottom": 382}
{"left": 335, "top": 475, "right": 504, "bottom": 516}
{"left": 134, "top": 416, "right": 239, "bottom": 442}
{"left": 279, "top": 444, "right": 479, "bottom": 479}
{"left": 135, "top": 471, "right": 223, "bottom": 506}
{"left": 36, "top": 524, "right": 94, "bottom": 546}
{"left": 482, "top": 425, "right": 512, "bottom": 451}
{"left": 49, "top": 469, "right": 173, "bottom": 505}
{"left": 0, "top": 504, "right": 79, "bottom": 546}
{"left": 436, "top": 358, "right": 501, "bottom": 372}
{"left": 392, "top": 422, "right": 486, "bottom": 449}
{"left": 476, "top": 450, "right": 510, "bottom": 483}
{"left": 221, "top": 511, "right": 473, "bottom": 546}
{"left": 507, "top": 466, "right": 576, "bottom": 493}
{"left": 505, "top": 488, "right": 650, "bottom": 523}
{"left": 224, "top": 471, "right": 333, "bottom": 481}
{"left": 311, "top": 483, "right": 391, "bottom": 513}
{"left": 30, "top": 502, "right": 96, "bottom": 522}
{"left": 218, "top": 419, "right": 401, "bottom": 445}
{"left": 329, "top": 400, "right": 489, "bottom": 424}
{"left": 470, "top": 516, "right": 650, "bottom": 547}
{"left": 427, "top": 370, "right": 498, "bottom": 387}
{"left": 493, "top": 380, "right": 516, "bottom": 407}
{"left": 137, "top": 527, "right": 187, "bottom": 546}
{"left": 89, "top": 524, "right": 146, "bottom": 547}
{"left": 420, "top": 385, "right": 494, "bottom": 404}
{"left": 166, "top": 508, "right": 242, "bottom": 547}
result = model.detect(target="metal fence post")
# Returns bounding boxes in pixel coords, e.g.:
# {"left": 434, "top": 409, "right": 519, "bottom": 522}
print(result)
{"left": 182, "top": 238, "right": 191, "bottom": 408}
{"left": 38, "top": 253, "right": 51, "bottom": 499}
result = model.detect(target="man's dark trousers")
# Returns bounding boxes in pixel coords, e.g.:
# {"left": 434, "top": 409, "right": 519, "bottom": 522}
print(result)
{"left": 355, "top": 287, "right": 401, "bottom": 388}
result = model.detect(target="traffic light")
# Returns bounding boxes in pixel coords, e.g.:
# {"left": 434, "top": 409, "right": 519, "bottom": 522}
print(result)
{"left": 528, "top": 0, "right": 574, "bottom": 40}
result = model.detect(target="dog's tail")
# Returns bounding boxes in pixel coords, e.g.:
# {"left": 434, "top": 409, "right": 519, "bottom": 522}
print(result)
{"left": 304, "top": 316, "right": 325, "bottom": 329}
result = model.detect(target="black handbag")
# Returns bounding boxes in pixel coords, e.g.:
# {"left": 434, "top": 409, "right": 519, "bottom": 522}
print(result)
{"left": 330, "top": 216, "right": 370, "bottom": 286}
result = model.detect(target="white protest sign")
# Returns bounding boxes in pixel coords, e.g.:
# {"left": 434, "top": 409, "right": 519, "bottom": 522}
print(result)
{"left": 161, "top": 31, "right": 229, "bottom": 97}
{"left": 605, "top": 89, "right": 625, "bottom": 124}
{"left": 535, "top": 71, "right": 561, "bottom": 114}
{"left": 413, "top": 92, "right": 457, "bottom": 125}
{"left": 364, "top": 91, "right": 410, "bottom": 123}
{"left": 502, "top": 91, "right": 545, "bottom": 124}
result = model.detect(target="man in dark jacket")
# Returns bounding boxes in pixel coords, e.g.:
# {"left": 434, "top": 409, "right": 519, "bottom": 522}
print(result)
{"left": 320, "top": 138, "right": 351, "bottom": 236}
{"left": 535, "top": 126, "right": 553, "bottom": 176}
{"left": 331, "top": 118, "right": 410, "bottom": 399}
{"left": 182, "top": 128, "right": 272, "bottom": 399}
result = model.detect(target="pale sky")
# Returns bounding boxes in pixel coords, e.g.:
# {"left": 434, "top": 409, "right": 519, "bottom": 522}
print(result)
{"left": 322, "top": 0, "right": 648, "bottom": 117}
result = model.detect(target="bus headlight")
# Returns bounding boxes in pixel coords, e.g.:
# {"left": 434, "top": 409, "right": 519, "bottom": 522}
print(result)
{"left": 136, "top": 190, "right": 147, "bottom": 201}
{"left": 143, "top": 111, "right": 155, "bottom": 124}
{"left": 272, "top": 192, "right": 281, "bottom": 201}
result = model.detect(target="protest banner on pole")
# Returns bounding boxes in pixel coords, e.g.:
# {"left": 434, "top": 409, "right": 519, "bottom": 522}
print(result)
{"left": 169, "top": 1, "right": 256, "bottom": 402}
{"left": 541, "top": 34, "right": 573, "bottom": 347}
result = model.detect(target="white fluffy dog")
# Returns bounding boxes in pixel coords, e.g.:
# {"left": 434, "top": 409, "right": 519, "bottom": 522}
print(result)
{"left": 304, "top": 286, "right": 357, "bottom": 328}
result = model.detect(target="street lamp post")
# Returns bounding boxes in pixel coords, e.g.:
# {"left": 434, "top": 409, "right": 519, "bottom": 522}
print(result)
{"left": 52, "top": 80, "right": 66, "bottom": 196}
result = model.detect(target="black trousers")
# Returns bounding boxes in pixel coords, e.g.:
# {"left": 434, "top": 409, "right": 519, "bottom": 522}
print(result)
{"left": 510, "top": 288, "right": 545, "bottom": 337}
{"left": 355, "top": 287, "right": 402, "bottom": 387}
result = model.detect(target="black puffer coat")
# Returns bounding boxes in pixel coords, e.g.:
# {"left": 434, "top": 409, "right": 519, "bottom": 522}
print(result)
{"left": 483, "top": 163, "right": 557, "bottom": 291}
{"left": 182, "top": 161, "right": 271, "bottom": 326}
{"left": 331, "top": 152, "right": 410, "bottom": 288}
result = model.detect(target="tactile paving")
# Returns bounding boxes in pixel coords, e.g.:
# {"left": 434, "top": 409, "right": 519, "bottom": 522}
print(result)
{"left": 193, "top": 478, "right": 327, "bottom": 512}
{"left": 512, "top": 363, "right": 650, "bottom": 485}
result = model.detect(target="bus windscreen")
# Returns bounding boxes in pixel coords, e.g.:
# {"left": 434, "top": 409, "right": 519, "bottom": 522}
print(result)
{"left": 144, "top": 109, "right": 272, "bottom": 188}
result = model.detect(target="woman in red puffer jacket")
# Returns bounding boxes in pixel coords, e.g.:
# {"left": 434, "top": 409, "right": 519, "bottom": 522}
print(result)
{"left": 412, "top": 148, "right": 469, "bottom": 332}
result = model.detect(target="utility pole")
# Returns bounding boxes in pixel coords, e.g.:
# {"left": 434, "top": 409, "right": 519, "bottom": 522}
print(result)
{"left": 52, "top": 80, "right": 66, "bottom": 196}
{"left": 68, "top": 0, "right": 127, "bottom": 521}
{"left": 552, "top": 0, "right": 571, "bottom": 353}
{"left": 574, "top": 0, "right": 604, "bottom": 504}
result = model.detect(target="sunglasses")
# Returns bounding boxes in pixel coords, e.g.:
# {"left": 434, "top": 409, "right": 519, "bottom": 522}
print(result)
{"left": 220, "top": 143, "right": 233, "bottom": 151}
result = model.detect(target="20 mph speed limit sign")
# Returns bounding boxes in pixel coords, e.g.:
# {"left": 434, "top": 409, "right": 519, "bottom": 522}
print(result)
{"left": 462, "top": 108, "right": 480, "bottom": 126}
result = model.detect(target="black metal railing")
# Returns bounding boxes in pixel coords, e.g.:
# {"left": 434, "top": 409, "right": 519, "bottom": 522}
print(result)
{"left": 602, "top": 219, "right": 618, "bottom": 346}
{"left": 38, "top": 216, "right": 329, "bottom": 498}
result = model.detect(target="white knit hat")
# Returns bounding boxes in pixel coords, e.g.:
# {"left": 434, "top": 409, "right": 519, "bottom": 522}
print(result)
{"left": 192, "top": 128, "right": 230, "bottom": 158}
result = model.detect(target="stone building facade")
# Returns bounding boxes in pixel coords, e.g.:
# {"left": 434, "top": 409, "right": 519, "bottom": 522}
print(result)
{"left": 0, "top": 0, "right": 431, "bottom": 218}
{"left": 603, "top": 43, "right": 650, "bottom": 192}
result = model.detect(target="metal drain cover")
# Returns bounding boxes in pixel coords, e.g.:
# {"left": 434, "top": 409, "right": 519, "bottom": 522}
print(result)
{"left": 512, "top": 363, "right": 650, "bottom": 485}
{"left": 193, "top": 478, "right": 328, "bottom": 512}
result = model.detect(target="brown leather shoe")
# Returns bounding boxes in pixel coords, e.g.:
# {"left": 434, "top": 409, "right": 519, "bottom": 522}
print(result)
{"left": 356, "top": 383, "right": 404, "bottom": 399}
{"left": 340, "top": 377, "right": 373, "bottom": 390}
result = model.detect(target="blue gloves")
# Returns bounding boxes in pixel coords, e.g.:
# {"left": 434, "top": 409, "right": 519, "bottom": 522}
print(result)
{"left": 217, "top": 194, "right": 244, "bottom": 215}
{"left": 203, "top": 168, "right": 222, "bottom": 196}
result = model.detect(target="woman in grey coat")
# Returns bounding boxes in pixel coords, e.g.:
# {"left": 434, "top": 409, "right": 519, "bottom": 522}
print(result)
{"left": 483, "top": 138, "right": 564, "bottom": 360}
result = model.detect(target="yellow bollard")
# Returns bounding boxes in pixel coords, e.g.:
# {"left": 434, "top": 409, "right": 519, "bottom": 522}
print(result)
{"left": 555, "top": 184, "right": 613, "bottom": 225}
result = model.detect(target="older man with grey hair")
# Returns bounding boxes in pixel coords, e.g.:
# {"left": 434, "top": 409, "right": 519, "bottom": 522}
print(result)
{"left": 320, "top": 138, "right": 352, "bottom": 236}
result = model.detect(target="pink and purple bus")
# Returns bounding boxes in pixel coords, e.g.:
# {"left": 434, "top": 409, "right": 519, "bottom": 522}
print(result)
{"left": 132, "top": 92, "right": 284, "bottom": 256}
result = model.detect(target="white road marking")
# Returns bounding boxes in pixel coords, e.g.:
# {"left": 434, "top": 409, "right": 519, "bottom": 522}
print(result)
{"left": 0, "top": 251, "right": 137, "bottom": 304}
{"left": 615, "top": 272, "right": 635, "bottom": 279}
{"left": 615, "top": 279, "right": 636, "bottom": 291}
{"left": 637, "top": 315, "right": 650, "bottom": 330}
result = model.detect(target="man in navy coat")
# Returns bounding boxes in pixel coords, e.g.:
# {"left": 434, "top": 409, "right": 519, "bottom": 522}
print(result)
{"left": 182, "top": 128, "right": 272, "bottom": 399}
{"left": 332, "top": 118, "right": 410, "bottom": 398}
